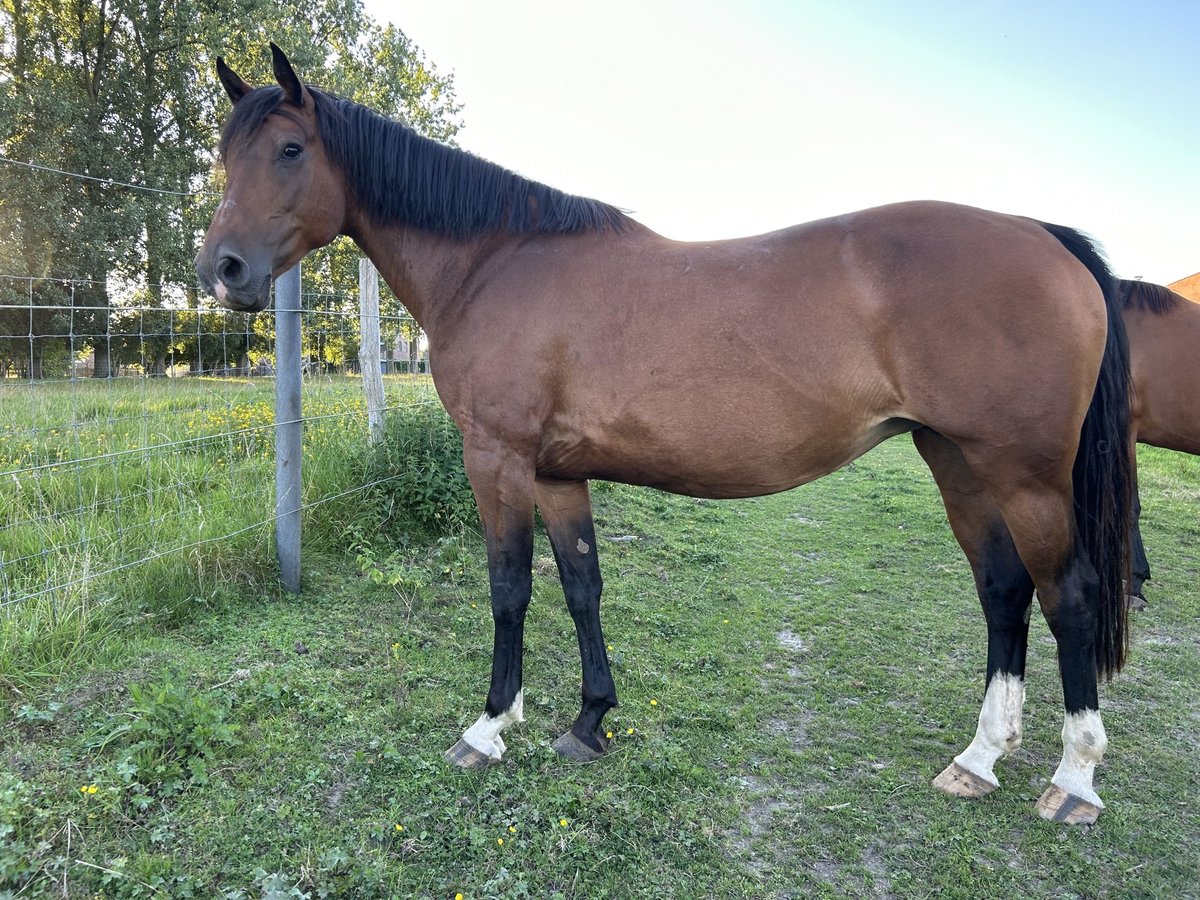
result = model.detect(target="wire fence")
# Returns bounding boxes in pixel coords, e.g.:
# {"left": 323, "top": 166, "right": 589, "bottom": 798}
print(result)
{"left": 0, "top": 268, "right": 439, "bottom": 612}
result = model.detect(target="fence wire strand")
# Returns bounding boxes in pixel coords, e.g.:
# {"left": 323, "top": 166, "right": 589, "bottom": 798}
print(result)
{"left": 1, "top": 273, "right": 436, "bottom": 612}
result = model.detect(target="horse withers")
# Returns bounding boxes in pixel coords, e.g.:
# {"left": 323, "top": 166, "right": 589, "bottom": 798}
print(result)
{"left": 195, "top": 45, "right": 1135, "bottom": 824}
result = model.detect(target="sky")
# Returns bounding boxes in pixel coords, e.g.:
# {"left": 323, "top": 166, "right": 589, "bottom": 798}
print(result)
{"left": 360, "top": 0, "right": 1198, "bottom": 283}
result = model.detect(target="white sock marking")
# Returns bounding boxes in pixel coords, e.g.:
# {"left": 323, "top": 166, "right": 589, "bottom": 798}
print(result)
{"left": 954, "top": 673, "right": 1025, "bottom": 787}
{"left": 1049, "top": 709, "right": 1107, "bottom": 807}
{"left": 461, "top": 690, "right": 525, "bottom": 760}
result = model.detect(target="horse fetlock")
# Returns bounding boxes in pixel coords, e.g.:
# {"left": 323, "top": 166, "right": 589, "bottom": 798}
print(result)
{"left": 456, "top": 691, "right": 525, "bottom": 763}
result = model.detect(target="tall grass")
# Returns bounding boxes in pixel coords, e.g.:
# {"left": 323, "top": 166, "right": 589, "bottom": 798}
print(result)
{"left": 0, "top": 375, "right": 444, "bottom": 692}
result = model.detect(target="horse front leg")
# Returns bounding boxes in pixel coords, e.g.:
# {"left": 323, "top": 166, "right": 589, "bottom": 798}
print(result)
{"left": 535, "top": 477, "right": 618, "bottom": 761}
{"left": 444, "top": 441, "right": 535, "bottom": 769}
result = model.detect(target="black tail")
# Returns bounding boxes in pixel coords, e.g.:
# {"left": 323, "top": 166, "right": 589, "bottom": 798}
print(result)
{"left": 1040, "top": 222, "right": 1133, "bottom": 680}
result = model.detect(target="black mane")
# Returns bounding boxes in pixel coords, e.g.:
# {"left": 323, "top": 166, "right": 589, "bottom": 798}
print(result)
{"left": 219, "top": 85, "right": 631, "bottom": 239}
{"left": 1118, "top": 278, "right": 1182, "bottom": 315}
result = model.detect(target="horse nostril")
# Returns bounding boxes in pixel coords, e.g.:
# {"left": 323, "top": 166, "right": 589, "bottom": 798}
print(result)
{"left": 216, "top": 253, "right": 248, "bottom": 287}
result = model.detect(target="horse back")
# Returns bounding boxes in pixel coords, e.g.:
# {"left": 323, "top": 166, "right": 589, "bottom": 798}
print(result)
{"left": 433, "top": 201, "right": 1109, "bottom": 496}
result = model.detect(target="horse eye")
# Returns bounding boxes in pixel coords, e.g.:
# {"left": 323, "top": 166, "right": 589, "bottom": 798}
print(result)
{"left": 281, "top": 143, "right": 303, "bottom": 160}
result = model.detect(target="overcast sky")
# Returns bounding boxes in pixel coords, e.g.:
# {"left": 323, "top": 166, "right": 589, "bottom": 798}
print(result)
{"left": 360, "top": 0, "right": 1198, "bottom": 283}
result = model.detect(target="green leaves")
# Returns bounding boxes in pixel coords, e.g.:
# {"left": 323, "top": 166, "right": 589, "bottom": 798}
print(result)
{"left": 0, "top": 1, "right": 461, "bottom": 308}
{"left": 360, "top": 403, "right": 477, "bottom": 539}
{"left": 105, "top": 674, "right": 241, "bottom": 798}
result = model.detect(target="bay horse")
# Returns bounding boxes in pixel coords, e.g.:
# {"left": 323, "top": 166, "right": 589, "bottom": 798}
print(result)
{"left": 195, "top": 45, "right": 1135, "bottom": 824}
{"left": 1120, "top": 279, "right": 1200, "bottom": 602}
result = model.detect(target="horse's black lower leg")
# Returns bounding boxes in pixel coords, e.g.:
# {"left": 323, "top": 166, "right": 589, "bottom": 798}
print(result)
{"left": 1129, "top": 489, "right": 1151, "bottom": 604}
{"left": 444, "top": 522, "right": 535, "bottom": 768}
{"left": 536, "top": 478, "right": 618, "bottom": 760}
{"left": 934, "top": 518, "right": 1035, "bottom": 796}
{"left": 913, "top": 429, "right": 1035, "bottom": 797}
{"left": 484, "top": 529, "right": 535, "bottom": 718}
{"left": 445, "top": 446, "right": 535, "bottom": 769}
{"left": 1034, "top": 537, "right": 1108, "bottom": 823}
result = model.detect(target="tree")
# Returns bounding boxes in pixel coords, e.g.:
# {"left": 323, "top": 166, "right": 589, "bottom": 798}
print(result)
{"left": 0, "top": 1, "right": 462, "bottom": 378}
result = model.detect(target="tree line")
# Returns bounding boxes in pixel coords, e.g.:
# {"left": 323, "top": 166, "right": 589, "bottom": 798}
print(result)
{"left": 0, "top": 0, "right": 460, "bottom": 377}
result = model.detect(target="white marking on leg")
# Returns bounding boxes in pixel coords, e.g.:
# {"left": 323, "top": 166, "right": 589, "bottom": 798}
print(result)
{"left": 1049, "top": 709, "right": 1107, "bottom": 807}
{"left": 953, "top": 673, "right": 1025, "bottom": 787}
{"left": 461, "top": 690, "right": 525, "bottom": 760}
{"left": 577, "top": 538, "right": 590, "bottom": 554}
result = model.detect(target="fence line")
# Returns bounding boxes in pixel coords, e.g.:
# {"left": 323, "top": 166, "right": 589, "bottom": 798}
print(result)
{"left": 0, "top": 153, "right": 215, "bottom": 197}
{"left": 0, "top": 262, "right": 437, "bottom": 614}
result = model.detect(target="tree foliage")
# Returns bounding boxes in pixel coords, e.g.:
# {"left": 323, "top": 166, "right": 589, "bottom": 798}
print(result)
{"left": 0, "top": 0, "right": 460, "bottom": 374}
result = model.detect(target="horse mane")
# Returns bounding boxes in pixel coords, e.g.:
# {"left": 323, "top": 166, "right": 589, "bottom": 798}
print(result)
{"left": 218, "top": 85, "right": 631, "bottom": 239}
{"left": 1118, "top": 278, "right": 1183, "bottom": 315}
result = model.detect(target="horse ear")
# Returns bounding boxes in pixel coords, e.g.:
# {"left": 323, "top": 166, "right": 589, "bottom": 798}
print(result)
{"left": 216, "top": 57, "right": 253, "bottom": 104}
{"left": 270, "top": 42, "right": 305, "bottom": 107}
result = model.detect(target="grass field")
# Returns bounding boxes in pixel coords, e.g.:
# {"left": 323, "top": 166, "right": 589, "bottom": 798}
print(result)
{"left": 0, "top": 375, "right": 440, "bottom": 685}
{"left": 1, "top": 398, "right": 1198, "bottom": 897}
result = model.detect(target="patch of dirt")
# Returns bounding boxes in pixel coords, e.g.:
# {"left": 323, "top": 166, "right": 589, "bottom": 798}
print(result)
{"left": 860, "top": 842, "right": 896, "bottom": 898}
{"left": 767, "top": 711, "right": 813, "bottom": 751}
{"left": 726, "top": 774, "right": 795, "bottom": 870}
{"left": 776, "top": 630, "right": 807, "bottom": 653}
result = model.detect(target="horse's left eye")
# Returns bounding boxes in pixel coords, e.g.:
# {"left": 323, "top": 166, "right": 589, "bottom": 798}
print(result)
{"left": 282, "top": 143, "right": 303, "bottom": 160}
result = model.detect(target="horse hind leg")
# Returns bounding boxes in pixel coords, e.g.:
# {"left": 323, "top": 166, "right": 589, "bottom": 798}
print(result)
{"left": 1128, "top": 462, "right": 1150, "bottom": 609}
{"left": 535, "top": 477, "right": 618, "bottom": 761}
{"left": 914, "top": 430, "right": 1034, "bottom": 799}
{"left": 1029, "top": 531, "right": 1109, "bottom": 824}
{"left": 966, "top": 452, "right": 1113, "bottom": 824}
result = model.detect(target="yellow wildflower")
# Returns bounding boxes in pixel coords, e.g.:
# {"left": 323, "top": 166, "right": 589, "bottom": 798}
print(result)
{"left": 606, "top": 731, "right": 613, "bottom": 739}
{"left": 508, "top": 825, "right": 517, "bottom": 833}
{"left": 497, "top": 837, "right": 504, "bottom": 846}
{"left": 395, "top": 824, "right": 404, "bottom": 832}
{"left": 650, "top": 699, "right": 658, "bottom": 706}
{"left": 559, "top": 818, "right": 568, "bottom": 827}
{"left": 627, "top": 727, "right": 634, "bottom": 735}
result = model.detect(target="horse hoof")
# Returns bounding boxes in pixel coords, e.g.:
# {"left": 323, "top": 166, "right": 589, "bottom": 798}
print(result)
{"left": 932, "top": 762, "right": 997, "bottom": 799}
{"left": 1035, "top": 784, "right": 1102, "bottom": 824}
{"left": 552, "top": 730, "right": 608, "bottom": 762}
{"left": 1126, "top": 593, "right": 1148, "bottom": 611}
{"left": 444, "top": 738, "right": 494, "bottom": 770}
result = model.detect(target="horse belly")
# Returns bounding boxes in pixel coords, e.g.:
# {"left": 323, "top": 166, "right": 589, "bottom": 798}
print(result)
{"left": 536, "top": 388, "right": 907, "bottom": 499}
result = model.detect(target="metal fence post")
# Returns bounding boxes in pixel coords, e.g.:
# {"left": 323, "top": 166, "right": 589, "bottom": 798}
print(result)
{"left": 275, "top": 263, "right": 302, "bottom": 593}
{"left": 358, "top": 258, "right": 385, "bottom": 444}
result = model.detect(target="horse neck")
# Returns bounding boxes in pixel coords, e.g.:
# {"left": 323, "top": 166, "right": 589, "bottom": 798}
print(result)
{"left": 346, "top": 216, "right": 513, "bottom": 334}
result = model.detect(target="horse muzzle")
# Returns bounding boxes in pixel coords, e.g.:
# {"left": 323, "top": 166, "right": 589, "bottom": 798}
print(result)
{"left": 195, "top": 247, "right": 273, "bottom": 312}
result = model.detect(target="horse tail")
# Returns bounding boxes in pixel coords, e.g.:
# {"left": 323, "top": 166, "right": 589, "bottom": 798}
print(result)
{"left": 1039, "top": 222, "right": 1133, "bottom": 680}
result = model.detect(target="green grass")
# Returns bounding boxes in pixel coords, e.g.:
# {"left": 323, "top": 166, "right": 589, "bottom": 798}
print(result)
{"left": 0, "top": 375, "right": 439, "bottom": 686}
{"left": 1, "top": 417, "right": 1198, "bottom": 896}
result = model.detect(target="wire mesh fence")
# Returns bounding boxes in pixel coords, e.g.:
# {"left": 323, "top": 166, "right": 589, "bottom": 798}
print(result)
{"left": 0, "top": 269, "right": 438, "bottom": 613}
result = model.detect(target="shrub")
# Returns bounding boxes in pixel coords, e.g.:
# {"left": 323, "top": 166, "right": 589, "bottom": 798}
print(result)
{"left": 89, "top": 674, "right": 240, "bottom": 798}
{"left": 358, "top": 403, "right": 477, "bottom": 539}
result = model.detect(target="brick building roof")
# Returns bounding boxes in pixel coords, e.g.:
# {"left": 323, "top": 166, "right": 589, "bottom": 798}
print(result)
{"left": 1168, "top": 272, "right": 1200, "bottom": 302}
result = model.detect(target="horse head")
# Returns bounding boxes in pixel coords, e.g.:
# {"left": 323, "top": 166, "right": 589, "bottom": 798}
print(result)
{"left": 195, "top": 44, "right": 346, "bottom": 312}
